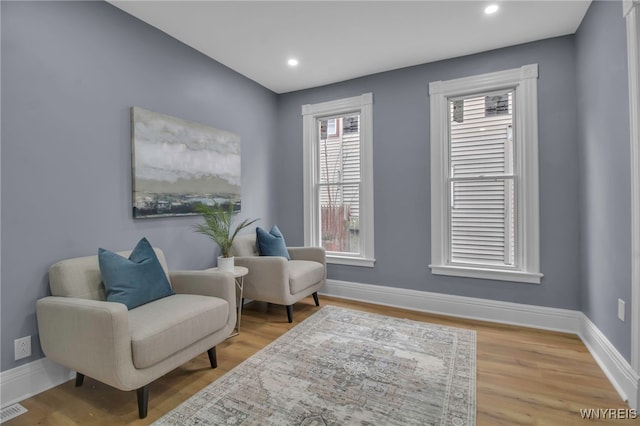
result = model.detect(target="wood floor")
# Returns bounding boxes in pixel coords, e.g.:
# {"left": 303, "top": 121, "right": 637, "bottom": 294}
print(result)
{"left": 5, "top": 296, "right": 637, "bottom": 425}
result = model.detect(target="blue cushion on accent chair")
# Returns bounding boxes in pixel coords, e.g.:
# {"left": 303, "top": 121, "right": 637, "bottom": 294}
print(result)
{"left": 256, "top": 225, "right": 290, "bottom": 259}
{"left": 98, "top": 237, "right": 175, "bottom": 310}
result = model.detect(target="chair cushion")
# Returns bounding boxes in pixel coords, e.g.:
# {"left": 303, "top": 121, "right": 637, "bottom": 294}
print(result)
{"left": 128, "top": 294, "right": 229, "bottom": 369}
{"left": 98, "top": 238, "right": 174, "bottom": 310}
{"left": 288, "top": 260, "right": 325, "bottom": 294}
{"left": 256, "top": 225, "right": 290, "bottom": 259}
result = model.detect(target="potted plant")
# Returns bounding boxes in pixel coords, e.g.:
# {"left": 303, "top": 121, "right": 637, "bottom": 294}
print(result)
{"left": 193, "top": 202, "right": 258, "bottom": 272}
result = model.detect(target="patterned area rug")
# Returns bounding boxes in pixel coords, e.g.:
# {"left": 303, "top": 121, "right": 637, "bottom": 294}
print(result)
{"left": 154, "top": 305, "right": 476, "bottom": 426}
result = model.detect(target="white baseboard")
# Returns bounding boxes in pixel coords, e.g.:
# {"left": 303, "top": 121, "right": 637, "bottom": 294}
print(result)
{"left": 1, "top": 279, "right": 638, "bottom": 410}
{"left": 321, "top": 279, "right": 583, "bottom": 332}
{"left": 320, "top": 279, "right": 640, "bottom": 409}
{"left": 0, "top": 356, "right": 73, "bottom": 409}
{"left": 579, "top": 313, "right": 640, "bottom": 409}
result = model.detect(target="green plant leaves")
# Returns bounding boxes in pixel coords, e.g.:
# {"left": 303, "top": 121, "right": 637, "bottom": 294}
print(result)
{"left": 193, "top": 203, "right": 258, "bottom": 257}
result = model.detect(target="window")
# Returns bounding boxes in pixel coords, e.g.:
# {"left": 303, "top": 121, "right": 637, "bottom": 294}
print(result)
{"left": 429, "top": 64, "right": 542, "bottom": 283}
{"left": 302, "top": 93, "right": 375, "bottom": 267}
{"left": 326, "top": 118, "right": 339, "bottom": 138}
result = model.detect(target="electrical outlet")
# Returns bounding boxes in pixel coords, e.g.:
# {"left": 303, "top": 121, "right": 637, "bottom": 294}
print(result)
{"left": 14, "top": 336, "right": 31, "bottom": 360}
{"left": 618, "top": 299, "right": 626, "bottom": 322}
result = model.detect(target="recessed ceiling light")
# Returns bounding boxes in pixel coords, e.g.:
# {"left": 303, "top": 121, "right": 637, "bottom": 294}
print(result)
{"left": 484, "top": 4, "right": 499, "bottom": 15}
{"left": 287, "top": 58, "right": 299, "bottom": 67}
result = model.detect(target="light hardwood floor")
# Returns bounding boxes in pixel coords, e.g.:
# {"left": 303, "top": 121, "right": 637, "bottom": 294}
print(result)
{"left": 5, "top": 296, "right": 637, "bottom": 425}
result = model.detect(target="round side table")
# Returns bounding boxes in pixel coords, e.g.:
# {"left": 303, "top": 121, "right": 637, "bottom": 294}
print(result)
{"left": 206, "top": 266, "right": 248, "bottom": 337}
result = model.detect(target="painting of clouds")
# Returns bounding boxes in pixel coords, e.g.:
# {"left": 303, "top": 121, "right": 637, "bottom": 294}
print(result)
{"left": 131, "top": 107, "right": 241, "bottom": 218}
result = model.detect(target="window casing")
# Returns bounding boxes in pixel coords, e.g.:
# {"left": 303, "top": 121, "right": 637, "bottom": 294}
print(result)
{"left": 302, "top": 93, "right": 375, "bottom": 267}
{"left": 429, "top": 65, "right": 542, "bottom": 284}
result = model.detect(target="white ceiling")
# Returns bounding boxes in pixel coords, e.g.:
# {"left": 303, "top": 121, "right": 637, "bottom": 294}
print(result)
{"left": 108, "top": 1, "right": 591, "bottom": 94}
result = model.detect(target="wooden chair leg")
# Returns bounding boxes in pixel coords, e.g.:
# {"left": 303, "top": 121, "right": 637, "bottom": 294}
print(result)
{"left": 312, "top": 292, "right": 320, "bottom": 307}
{"left": 207, "top": 347, "right": 217, "bottom": 369}
{"left": 137, "top": 385, "right": 149, "bottom": 419}
{"left": 75, "top": 372, "right": 85, "bottom": 387}
{"left": 286, "top": 305, "right": 293, "bottom": 323}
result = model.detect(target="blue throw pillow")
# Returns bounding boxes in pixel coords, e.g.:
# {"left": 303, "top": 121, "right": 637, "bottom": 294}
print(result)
{"left": 256, "top": 225, "right": 290, "bottom": 259}
{"left": 98, "top": 237, "right": 174, "bottom": 310}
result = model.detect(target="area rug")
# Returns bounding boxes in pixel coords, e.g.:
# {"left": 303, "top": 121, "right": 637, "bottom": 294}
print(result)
{"left": 154, "top": 305, "right": 476, "bottom": 426}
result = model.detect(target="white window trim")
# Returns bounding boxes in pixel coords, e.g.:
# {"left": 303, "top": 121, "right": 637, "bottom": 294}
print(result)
{"left": 302, "top": 93, "right": 375, "bottom": 267}
{"left": 428, "top": 64, "right": 543, "bottom": 284}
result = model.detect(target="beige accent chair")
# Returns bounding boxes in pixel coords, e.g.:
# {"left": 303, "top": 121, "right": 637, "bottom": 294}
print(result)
{"left": 35, "top": 248, "right": 236, "bottom": 419}
{"left": 230, "top": 234, "right": 326, "bottom": 323}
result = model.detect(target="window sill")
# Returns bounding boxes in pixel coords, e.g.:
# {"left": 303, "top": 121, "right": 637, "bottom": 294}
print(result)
{"left": 429, "top": 264, "right": 542, "bottom": 284}
{"left": 327, "top": 255, "right": 376, "bottom": 268}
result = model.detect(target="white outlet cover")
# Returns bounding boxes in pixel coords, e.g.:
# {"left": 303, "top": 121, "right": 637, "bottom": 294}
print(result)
{"left": 618, "top": 299, "right": 626, "bottom": 322}
{"left": 14, "top": 336, "right": 31, "bottom": 360}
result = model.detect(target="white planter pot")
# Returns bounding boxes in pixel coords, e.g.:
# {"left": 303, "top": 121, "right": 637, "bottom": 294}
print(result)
{"left": 217, "top": 256, "right": 235, "bottom": 272}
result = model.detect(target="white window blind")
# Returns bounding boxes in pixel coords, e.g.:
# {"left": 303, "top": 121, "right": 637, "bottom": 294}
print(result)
{"left": 449, "top": 92, "right": 515, "bottom": 267}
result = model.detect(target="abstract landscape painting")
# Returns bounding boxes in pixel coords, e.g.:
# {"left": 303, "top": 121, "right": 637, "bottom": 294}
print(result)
{"left": 131, "top": 107, "right": 241, "bottom": 218}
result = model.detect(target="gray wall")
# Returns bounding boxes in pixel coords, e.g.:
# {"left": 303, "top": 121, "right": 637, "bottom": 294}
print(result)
{"left": 1, "top": 1, "right": 278, "bottom": 372}
{"left": 576, "top": 1, "right": 632, "bottom": 361}
{"left": 277, "top": 36, "right": 582, "bottom": 309}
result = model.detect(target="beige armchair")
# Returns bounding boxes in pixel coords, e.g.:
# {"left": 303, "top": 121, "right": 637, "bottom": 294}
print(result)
{"left": 35, "top": 248, "right": 236, "bottom": 418}
{"left": 230, "top": 234, "right": 326, "bottom": 323}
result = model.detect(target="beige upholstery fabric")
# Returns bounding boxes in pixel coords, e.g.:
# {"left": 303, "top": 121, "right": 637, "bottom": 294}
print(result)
{"left": 128, "top": 294, "right": 228, "bottom": 369}
{"left": 36, "top": 249, "right": 236, "bottom": 392}
{"left": 231, "top": 235, "right": 260, "bottom": 257}
{"left": 230, "top": 234, "right": 326, "bottom": 312}
{"left": 48, "top": 248, "right": 170, "bottom": 301}
{"left": 288, "top": 260, "right": 325, "bottom": 294}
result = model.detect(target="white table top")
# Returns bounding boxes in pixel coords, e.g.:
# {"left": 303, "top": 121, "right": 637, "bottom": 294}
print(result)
{"left": 206, "top": 266, "right": 248, "bottom": 278}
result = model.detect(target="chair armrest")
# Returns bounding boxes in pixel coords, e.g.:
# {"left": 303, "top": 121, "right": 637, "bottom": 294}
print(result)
{"left": 288, "top": 246, "right": 326, "bottom": 265}
{"left": 36, "top": 297, "right": 133, "bottom": 387}
{"left": 169, "top": 270, "right": 236, "bottom": 305}
{"left": 234, "top": 256, "right": 288, "bottom": 277}
{"left": 169, "top": 270, "right": 237, "bottom": 330}
{"left": 234, "top": 256, "right": 290, "bottom": 302}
